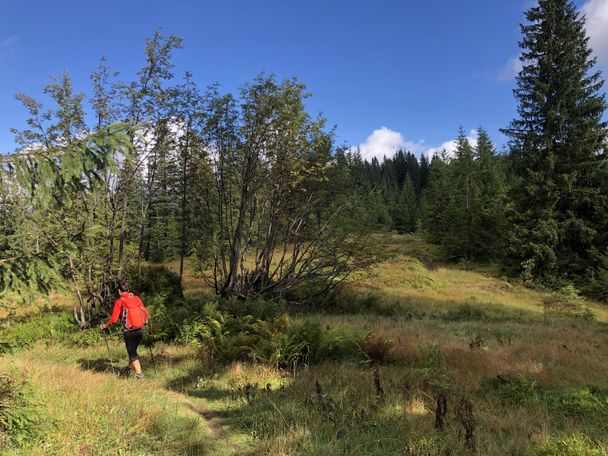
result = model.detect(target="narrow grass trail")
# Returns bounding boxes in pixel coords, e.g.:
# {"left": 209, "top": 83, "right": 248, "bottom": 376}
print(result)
{"left": 0, "top": 340, "right": 253, "bottom": 455}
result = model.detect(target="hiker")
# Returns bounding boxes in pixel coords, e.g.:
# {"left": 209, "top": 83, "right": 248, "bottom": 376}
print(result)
{"left": 99, "top": 282, "right": 149, "bottom": 379}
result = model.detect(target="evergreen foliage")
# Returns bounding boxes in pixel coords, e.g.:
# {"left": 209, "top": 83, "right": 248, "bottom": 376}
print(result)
{"left": 0, "top": 124, "right": 133, "bottom": 302}
{"left": 420, "top": 131, "right": 506, "bottom": 262}
{"left": 394, "top": 174, "right": 418, "bottom": 234}
{"left": 421, "top": 152, "right": 454, "bottom": 246}
{"left": 1, "top": 2, "right": 607, "bottom": 308}
{"left": 502, "top": 0, "right": 608, "bottom": 287}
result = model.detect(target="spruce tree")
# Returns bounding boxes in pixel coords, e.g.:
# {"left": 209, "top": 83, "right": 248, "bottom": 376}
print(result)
{"left": 421, "top": 152, "right": 454, "bottom": 245}
{"left": 419, "top": 154, "right": 430, "bottom": 192}
{"left": 449, "top": 128, "right": 478, "bottom": 260}
{"left": 406, "top": 152, "right": 421, "bottom": 192}
{"left": 472, "top": 128, "right": 506, "bottom": 260}
{"left": 396, "top": 174, "right": 418, "bottom": 233}
{"left": 393, "top": 150, "right": 408, "bottom": 188}
{"left": 502, "top": 0, "right": 607, "bottom": 284}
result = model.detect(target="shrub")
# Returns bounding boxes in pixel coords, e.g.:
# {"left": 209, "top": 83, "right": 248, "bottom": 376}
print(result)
{"left": 582, "top": 267, "right": 608, "bottom": 302}
{"left": 274, "top": 320, "right": 362, "bottom": 366}
{"left": 137, "top": 278, "right": 287, "bottom": 352}
{"left": 0, "top": 369, "right": 39, "bottom": 445}
{"left": 132, "top": 265, "right": 184, "bottom": 306}
{"left": 358, "top": 334, "right": 395, "bottom": 364}
{"left": 558, "top": 387, "right": 608, "bottom": 418}
{"left": 318, "top": 325, "right": 362, "bottom": 362}
{"left": 144, "top": 293, "right": 214, "bottom": 344}
{"left": 532, "top": 434, "right": 605, "bottom": 456}
{"left": 65, "top": 328, "right": 102, "bottom": 348}
{"left": 542, "top": 285, "right": 594, "bottom": 320}
{"left": 96, "top": 264, "right": 192, "bottom": 347}
{"left": 177, "top": 302, "right": 225, "bottom": 345}
{"left": 271, "top": 334, "right": 308, "bottom": 368}
{"left": 281, "top": 319, "right": 324, "bottom": 364}
{"left": 219, "top": 297, "right": 286, "bottom": 321}
{"left": 419, "top": 345, "right": 446, "bottom": 371}
{"left": 481, "top": 374, "right": 543, "bottom": 406}
{"left": 178, "top": 305, "right": 296, "bottom": 365}
{"left": 182, "top": 315, "right": 363, "bottom": 367}
{"left": 137, "top": 271, "right": 379, "bottom": 361}
{"left": 0, "top": 312, "right": 76, "bottom": 352}
{"left": 129, "top": 265, "right": 188, "bottom": 345}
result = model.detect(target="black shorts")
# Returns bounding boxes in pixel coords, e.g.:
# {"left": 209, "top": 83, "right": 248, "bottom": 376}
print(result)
{"left": 123, "top": 328, "right": 144, "bottom": 362}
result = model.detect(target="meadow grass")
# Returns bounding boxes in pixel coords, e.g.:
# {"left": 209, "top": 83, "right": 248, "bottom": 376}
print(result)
{"left": 1, "top": 233, "right": 608, "bottom": 455}
{"left": 349, "top": 233, "right": 608, "bottom": 322}
{"left": 0, "top": 342, "right": 252, "bottom": 455}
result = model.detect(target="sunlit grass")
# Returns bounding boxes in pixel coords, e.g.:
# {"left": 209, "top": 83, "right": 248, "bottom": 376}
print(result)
{"left": 0, "top": 292, "right": 73, "bottom": 321}
{"left": 0, "top": 341, "right": 253, "bottom": 455}
{"left": 3, "top": 233, "right": 608, "bottom": 454}
{"left": 349, "top": 233, "right": 608, "bottom": 322}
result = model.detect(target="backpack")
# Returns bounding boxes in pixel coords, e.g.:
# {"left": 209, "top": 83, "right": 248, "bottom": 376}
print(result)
{"left": 120, "top": 294, "right": 149, "bottom": 330}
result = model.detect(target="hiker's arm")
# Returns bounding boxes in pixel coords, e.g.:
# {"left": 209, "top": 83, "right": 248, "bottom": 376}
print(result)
{"left": 100, "top": 299, "right": 122, "bottom": 329}
{"left": 108, "top": 298, "right": 122, "bottom": 325}
{"left": 138, "top": 296, "right": 149, "bottom": 320}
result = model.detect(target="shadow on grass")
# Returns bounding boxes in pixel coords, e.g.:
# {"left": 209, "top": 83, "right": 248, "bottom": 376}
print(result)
{"left": 165, "top": 363, "right": 218, "bottom": 394}
{"left": 163, "top": 361, "right": 460, "bottom": 456}
{"left": 77, "top": 357, "right": 128, "bottom": 376}
{"left": 163, "top": 356, "right": 608, "bottom": 456}
{"left": 298, "top": 289, "right": 548, "bottom": 324}
{"left": 148, "top": 351, "right": 194, "bottom": 367}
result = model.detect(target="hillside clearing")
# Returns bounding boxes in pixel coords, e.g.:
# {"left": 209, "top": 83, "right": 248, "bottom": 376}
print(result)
{"left": 2, "top": 234, "right": 608, "bottom": 455}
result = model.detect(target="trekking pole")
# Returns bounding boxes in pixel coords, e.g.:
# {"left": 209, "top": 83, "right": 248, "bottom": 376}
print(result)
{"left": 146, "top": 326, "right": 157, "bottom": 374}
{"left": 102, "top": 328, "right": 116, "bottom": 375}
{"left": 148, "top": 344, "right": 157, "bottom": 374}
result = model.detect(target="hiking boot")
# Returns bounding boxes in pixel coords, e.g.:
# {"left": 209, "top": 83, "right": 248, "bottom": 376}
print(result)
{"left": 135, "top": 372, "right": 145, "bottom": 380}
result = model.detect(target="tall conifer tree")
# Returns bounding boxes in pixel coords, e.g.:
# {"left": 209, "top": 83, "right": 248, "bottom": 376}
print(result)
{"left": 401, "top": 174, "right": 419, "bottom": 233}
{"left": 502, "top": 0, "right": 607, "bottom": 284}
{"left": 472, "top": 128, "right": 506, "bottom": 260}
{"left": 421, "top": 152, "right": 453, "bottom": 245}
{"left": 449, "top": 128, "right": 477, "bottom": 259}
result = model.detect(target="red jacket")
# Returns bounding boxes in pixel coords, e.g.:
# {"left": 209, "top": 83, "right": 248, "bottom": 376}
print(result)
{"left": 107, "top": 293, "right": 148, "bottom": 329}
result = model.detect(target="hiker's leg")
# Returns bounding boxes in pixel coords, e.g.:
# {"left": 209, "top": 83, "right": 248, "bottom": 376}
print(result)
{"left": 126, "top": 328, "right": 144, "bottom": 375}
{"left": 132, "top": 359, "right": 142, "bottom": 375}
{"left": 125, "top": 330, "right": 140, "bottom": 372}
{"left": 132, "top": 329, "right": 143, "bottom": 374}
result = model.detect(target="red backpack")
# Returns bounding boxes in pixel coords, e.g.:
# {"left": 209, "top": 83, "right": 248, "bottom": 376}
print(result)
{"left": 120, "top": 294, "right": 149, "bottom": 330}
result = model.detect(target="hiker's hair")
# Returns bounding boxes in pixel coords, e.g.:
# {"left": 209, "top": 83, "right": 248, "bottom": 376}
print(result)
{"left": 118, "top": 281, "right": 130, "bottom": 293}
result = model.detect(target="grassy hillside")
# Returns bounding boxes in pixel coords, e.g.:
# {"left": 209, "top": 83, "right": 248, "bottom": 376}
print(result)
{"left": 2, "top": 233, "right": 608, "bottom": 455}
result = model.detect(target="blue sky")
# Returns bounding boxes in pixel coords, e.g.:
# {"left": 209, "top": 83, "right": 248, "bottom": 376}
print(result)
{"left": 1, "top": 0, "right": 607, "bottom": 159}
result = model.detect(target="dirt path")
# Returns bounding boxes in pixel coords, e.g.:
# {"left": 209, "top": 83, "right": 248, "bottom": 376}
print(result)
{"left": 184, "top": 398, "right": 250, "bottom": 455}
{"left": 146, "top": 377, "right": 251, "bottom": 455}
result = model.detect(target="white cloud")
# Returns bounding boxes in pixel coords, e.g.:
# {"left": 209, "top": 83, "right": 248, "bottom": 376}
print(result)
{"left": 353, "top": 127, "right": 480, "bottom": 162}
{"left": 581, "top": 0, "right": 608, "bottom": 66}
{"left": 496, "top": 0, "right": 608, "bottom": 80}
{"left": 423, "top": 129, "right": 479, "bottom": 159}
{"left": 497, "top": 55, "right": 523, "bottom": 81}
{"left": 352, "top": 127, "right": 424, "bottom": 162}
